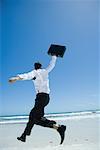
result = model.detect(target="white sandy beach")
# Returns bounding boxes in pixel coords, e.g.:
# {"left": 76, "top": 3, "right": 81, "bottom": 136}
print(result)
{"left": 0, "top": 113, "right": 100, "bottom": 150}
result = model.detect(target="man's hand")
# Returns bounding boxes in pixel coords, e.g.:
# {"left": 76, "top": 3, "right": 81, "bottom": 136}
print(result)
{"left": 9, "top": 76, "right": 22, "bottom": 83}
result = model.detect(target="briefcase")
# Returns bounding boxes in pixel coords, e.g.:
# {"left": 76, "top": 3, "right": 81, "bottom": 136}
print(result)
{"left": 48, "top": 44, "right": 66, "bottom": 57}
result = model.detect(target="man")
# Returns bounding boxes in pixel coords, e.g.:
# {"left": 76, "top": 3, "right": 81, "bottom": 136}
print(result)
{"left": 9, "top": 55, "right": 66, "bottom": 144}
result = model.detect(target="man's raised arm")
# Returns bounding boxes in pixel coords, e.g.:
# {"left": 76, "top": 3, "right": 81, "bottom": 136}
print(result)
{"left": 46, "top": 56, "right": 57, "bottom": 73}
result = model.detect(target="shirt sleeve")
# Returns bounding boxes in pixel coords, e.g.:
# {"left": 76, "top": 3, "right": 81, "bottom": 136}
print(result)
{"left": 17, "top": 70, "right": 35, "bottom": 80}
{"left": 46, "top": 56, "right": 57, "bottom": 73}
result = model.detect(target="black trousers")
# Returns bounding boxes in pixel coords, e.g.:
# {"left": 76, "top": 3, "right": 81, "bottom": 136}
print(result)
{"left": 23, "top": 93, "right": 56, "bottom": 136}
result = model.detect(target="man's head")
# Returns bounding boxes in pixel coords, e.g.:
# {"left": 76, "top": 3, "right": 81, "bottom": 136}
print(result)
{"left": 34, "top": 62, "right": 42, "bottom": 70}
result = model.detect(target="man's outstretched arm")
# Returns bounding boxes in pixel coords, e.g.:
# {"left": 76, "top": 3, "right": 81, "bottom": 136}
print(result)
{"left": 9, "top": 76, "right": 23, "bottom": 83}
{"left": 9, "top": 71, "right": 35, "bottom": 83}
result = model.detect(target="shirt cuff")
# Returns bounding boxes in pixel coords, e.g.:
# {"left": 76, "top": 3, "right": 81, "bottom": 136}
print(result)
{"left": 17, "top": 74, "right": 25, "bottom": 80}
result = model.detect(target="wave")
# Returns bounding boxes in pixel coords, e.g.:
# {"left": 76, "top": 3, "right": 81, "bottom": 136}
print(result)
{"left": 0, "top": 109, "right": 100, "bottom": 124}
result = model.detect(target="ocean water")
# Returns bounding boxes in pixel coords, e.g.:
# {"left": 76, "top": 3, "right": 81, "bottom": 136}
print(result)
{"left": 0, "top": 109, "right": 100, "bottom": 124}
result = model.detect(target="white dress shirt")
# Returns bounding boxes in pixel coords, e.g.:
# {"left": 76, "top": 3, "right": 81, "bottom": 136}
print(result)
{"left": 18, "top": 56, "right": 57, "bottom": 94}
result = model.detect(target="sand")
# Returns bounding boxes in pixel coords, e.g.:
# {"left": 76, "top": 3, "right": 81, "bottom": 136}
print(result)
{"left": 0, "top": 113, "right": 100, "bottom": 150}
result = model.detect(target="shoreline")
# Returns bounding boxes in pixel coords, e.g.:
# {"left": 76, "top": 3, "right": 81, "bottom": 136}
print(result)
{"left": 0, "top": 109, "right": 100, "bottom": 124}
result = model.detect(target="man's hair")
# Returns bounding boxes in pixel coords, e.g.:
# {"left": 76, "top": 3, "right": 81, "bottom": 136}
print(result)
{"left": 34, "top": 62, "right": 42, "bottom": 70}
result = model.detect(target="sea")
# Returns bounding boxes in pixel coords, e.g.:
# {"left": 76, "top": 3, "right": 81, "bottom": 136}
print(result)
{"left": 0, "top": 109, "right": 100, "bottom": 124}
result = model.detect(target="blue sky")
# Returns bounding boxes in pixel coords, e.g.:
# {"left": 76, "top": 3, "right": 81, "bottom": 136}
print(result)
{"left": 1, "top": 0, "right": 99, "bottom": 116}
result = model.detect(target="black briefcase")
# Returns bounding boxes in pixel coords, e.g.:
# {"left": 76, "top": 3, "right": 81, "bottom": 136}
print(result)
{"left": 48, "top": 44, "right": 66, "bottom": 57}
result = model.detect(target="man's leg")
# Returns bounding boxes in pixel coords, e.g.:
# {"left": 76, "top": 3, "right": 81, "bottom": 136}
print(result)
{"left": 23, "top": 109, "right": 36, "bottom": 136}
{"left": 17, "top": 93, "right": 50, "bottom": 142}
{"left": 35, "top": 117, "right": 56, "bottom": 128}
{"left": 17, "top": 108, "right": 36, "bottom": 142}
{"left": 35, "top": 117, "right": 66, "bottom": 144}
